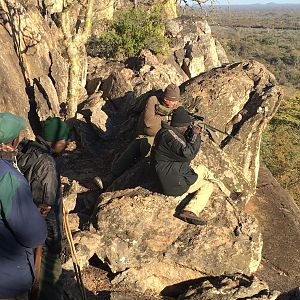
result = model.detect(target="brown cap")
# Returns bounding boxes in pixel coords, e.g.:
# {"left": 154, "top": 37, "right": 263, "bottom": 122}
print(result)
{"left": 164, "top": 84, "right": 180, "bottom": 101}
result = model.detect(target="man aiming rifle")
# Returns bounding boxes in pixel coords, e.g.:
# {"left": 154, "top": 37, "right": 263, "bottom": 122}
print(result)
{"left": 94, "top": 84, "right": 180, "bottom": 189}
{"left": 151, "top": 107, "right": 242, "bottom": 225}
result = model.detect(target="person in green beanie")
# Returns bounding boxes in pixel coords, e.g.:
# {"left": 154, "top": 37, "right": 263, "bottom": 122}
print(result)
{"left": 17, "top": 117, "right": 70, "bottom": 300}
{"left": 0, "top": 112, "right": 47, "bottom": 300}
{"left": 0, "top": 112, "right": 27, "bottom": 145}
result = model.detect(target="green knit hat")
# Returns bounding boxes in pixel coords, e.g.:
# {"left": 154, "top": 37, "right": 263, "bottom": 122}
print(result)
{"left": 43, "top": 117, "right": 70, "bottom": 142}
{"left": 0, "top": 112, "right": 27, "bottom": 144}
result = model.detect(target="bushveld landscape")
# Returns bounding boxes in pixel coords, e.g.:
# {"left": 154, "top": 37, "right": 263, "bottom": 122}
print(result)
{"left": 1, "top": 1, "right": 300, "bottom": 298}
{"left": 201, "top": 3, "right": 300, "bottom": 204}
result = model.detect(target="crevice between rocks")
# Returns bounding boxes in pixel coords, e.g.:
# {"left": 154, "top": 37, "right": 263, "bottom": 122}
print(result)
{"left": 48, "top": 52, "right": 56, "bottom": 88}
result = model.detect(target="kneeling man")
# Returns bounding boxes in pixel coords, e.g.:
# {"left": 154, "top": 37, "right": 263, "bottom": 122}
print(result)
{"left": 151, "top": 107, "right": 238, "bottom": 225}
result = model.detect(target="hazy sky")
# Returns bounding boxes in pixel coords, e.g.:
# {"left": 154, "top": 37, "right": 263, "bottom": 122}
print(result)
{"left": 190, "top": 0, "right": 300, "bottom": 4}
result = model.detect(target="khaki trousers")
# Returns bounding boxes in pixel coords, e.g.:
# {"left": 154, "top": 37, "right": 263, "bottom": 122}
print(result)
{"left": 183, "top": 165, "right": 231, "bottom": 216}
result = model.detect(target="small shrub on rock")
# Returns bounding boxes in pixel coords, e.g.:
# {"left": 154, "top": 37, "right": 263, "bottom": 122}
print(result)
{"left": 87, "top": 6, "right": 169, "bottom": 59}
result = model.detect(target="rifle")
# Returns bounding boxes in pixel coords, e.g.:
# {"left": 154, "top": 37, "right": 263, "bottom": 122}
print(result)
{"left": 189, "top": 113, "right": 241, "bottom": 142}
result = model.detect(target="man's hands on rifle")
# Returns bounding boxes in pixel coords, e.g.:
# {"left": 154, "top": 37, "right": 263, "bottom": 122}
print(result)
{"left": 192, "top": 125, "right": 202, "bottom": 135}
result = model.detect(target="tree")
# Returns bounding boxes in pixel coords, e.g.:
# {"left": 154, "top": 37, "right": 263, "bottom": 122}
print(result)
{"left": 180, "top": 0, "right": 217, "bottom": 7}
{"left": 61, "top": 0, "right": 94, "bottom": 120}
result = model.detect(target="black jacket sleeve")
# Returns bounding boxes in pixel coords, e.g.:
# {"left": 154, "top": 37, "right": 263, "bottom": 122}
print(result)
{"left": 31, "top": 156, "right": 58, "bottom": 207}
{"left": 166, "top": 130, "right": 201, "bottom": 162}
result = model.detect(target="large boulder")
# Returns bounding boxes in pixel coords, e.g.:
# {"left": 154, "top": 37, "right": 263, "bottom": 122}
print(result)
{"left": 92, "top": 188, "right": 262, "bottom": 295}
{"left": 180, "top": 60, "right": 283, "bottom": 196}
{"left": 165, "top": 17, "right": 229, "bottom": 79}
{"left": 246, "top": 165, "right": 300, "bottom": 292}
{"left": 0, "top": 0, "right": 69, "bottom": 132}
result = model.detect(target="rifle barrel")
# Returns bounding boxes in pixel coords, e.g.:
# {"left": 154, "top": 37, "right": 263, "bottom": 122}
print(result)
{"left": 189, "top": 112, "right": 240, "bottom": 141}
{"left": 205, "top": 124, "right": 241, "bottom": 141}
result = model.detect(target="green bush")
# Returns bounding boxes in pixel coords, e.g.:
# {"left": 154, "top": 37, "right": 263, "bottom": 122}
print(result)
{"left": 260, "top": 36, "right": 276, "bottom": 45}
{"left": 261, "top": 96, "right": 300, "bottom": 203}
{"left": 87, "top": 6, "right": 169, "bottom": 59}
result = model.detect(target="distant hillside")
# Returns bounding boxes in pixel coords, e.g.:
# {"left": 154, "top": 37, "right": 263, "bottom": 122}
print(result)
{"left": 215, "top": 3, "right": 300, "bottom": 8}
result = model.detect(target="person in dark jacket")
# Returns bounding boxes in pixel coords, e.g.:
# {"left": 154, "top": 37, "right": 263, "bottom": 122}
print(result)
{"left": 17, "top": 117, "right": 69, "bottom": 300}
{"left": 0, "top": 112, "right": 47, "bottom": 300}
{"left": 94, "top": 84, "right": 180, "bottom": 190}
{"left": 151, "top": 107, "right": 235, "bottom": 225}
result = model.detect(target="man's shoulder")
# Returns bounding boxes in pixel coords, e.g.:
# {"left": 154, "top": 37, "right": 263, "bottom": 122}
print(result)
{"left": 147, "top": 95, "right": 159, "bottom": 105}
{"left": 34, "top": 152, "right": 56, "bottom": 170}
{"left": 160, "top": 125, "right": 187, "bottom": 146}
{"left": 19, "top": 141, "right": 56, "bottom": 171}
{"left": 0, "top": 163, "right": 23, "bottom": 218}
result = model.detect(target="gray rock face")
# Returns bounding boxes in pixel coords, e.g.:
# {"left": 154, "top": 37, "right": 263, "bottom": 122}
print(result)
{"left": 0, "top": 0, "right": 69, "bottom": 131}
{"left": 180, "top": 60, "right": 283, "bottom": 196}
{"left": 166, "top": 17, "right": 229, "bottom": 79}
{"left": 92, "top": 188, "right": 263, "bottom": 295}
{"left": 178, "top": 274, "right": 280, "bottom": 300}
{"left": 0, "top": 26, "right": 31, "bottom": 136}
{"left": 246, "top": 165, "right": 300, "bottom": 292}
{"left": 99, "top": 61, "right": 185, "bottom": 110}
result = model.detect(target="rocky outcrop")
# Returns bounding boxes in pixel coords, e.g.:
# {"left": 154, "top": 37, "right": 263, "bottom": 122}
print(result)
{"left": 0, "top": 0, "right": 68, "bottom": 133}
{"left": 0, "top": 2, "right": 290, "bottom": 299}
{"left": 165, "top": 17, "right": 229, "bottom": 79}
{"left": 86, "top": 18, "right": 228, "bottom": 103}
{"left": 246, "top": 165, "right": 300, "bottom": 292}
{"left": 61, "top": 60, "right": 283, "bottom": 296}
{"left": 92, "top": 188, "right": 262, "bottom": 295}
{"left": 87, "top": 51, "right": 185, "bottom": 104}
{"left": 178, "top": 274, "right": 280, "bottom": 300}
{"left": 180, "top": 60, "right": 283, "bottom": 195}
{"left": 0, "top": 22, "right": 31, "bottom": 136}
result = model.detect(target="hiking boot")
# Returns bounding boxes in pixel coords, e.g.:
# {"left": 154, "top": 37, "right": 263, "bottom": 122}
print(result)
{"left": 94, "top": 176, "right": 104, "bottom": 190}
{"left": 94, "top": 174, "right": 116, "bottom": 190}
{"left": 176, "top": 210, "right": 207, "bottom": 226}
